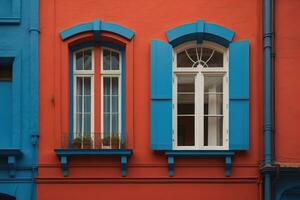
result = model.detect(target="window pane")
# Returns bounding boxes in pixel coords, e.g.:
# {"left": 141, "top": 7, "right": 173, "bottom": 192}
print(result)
{"left": 200, "top": 47, "right": 214, "bottom": 64}
{"left": 204, "top": 76, "right": 223, "bottom": 93}
{"left": 112, "top": 96, "right": 118, "bottom": 113}
{"left": 204, "top": 116, "right": 223, "bottom": 146}
{"left": 103, "top": 49, "right": 110, "bottom": 70}
{"left": 103, "top": 113, "right": 110, "bottom": 135}
{"left": 204, "top": 94, "right": 223, "bottom": 115}
{"left": 0, "top": 64, "right": 12, "bottom": 81}
{"left": 206, "top": 51, "right": 223, "bottom": 67}
{"left": 84, "top": 77, "right": 91, "bottom": 95}
{"left": 111, "top": 51, "right": 119, "bottom": 70}
{"left": 84, "top": 50, "right": 92, "bottom": 70}
{"left": 178, "top": 94, "right": 194, "bottom": 114}
{"left": 84, "top": 113, "right": 91, "bottom": 133}
{"left": 177, "top": 75, "right": 195, "bottom": 92}
{"left": 112, "top": 77, "right": 118, "bottom": 95}
{"left": 103, "top": 77, "right": 110, "bottom": 95}
{"left": 112, "top": 113, "right": 119, "bottom": 134}
{"left": 76, "top": 113, "right": 82, "bottom": 134}
{"left": 76, "top": 96, "right": 82, "bottom": 113}
{"left": 76, "top": 77, "right": 83, "bottom": 95}
{"left": 84, "top": 96, "right": 91, "bottom": 113}
{"left": 76, "top": 51, "right": 83, "bottom": 70}
{"left": 177, "top": 51, "right": 194, "bottom": 68}
{"left": 177, "top": 116, "right": 195, "bottom": 146}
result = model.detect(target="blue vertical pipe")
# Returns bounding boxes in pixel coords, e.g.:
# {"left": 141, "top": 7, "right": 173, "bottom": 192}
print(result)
{"left": 263, "top": 0, "right": 273, "bottom": 199}
{"left": 29, "top": 0, "right": 39, "bottom": 199}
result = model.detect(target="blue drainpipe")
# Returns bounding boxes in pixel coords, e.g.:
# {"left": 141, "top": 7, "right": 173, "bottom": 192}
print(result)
{"left": 263, "top": 0, "right": 273, "bottom": 199}
{"left": 29, "top": 0, "right": 39, "bottom": 199}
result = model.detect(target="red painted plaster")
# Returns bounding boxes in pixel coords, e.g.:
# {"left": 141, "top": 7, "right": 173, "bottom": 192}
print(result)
{"left": 275, "top": 0, "right": 300, "bottom": 163}
{"left": 38, "top": 0, "right": 263, "bottom": 199}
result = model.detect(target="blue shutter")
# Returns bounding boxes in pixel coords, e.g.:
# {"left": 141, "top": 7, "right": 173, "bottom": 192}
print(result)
{"left": 229, "top": 40, "right": 250, "bottom": 150}
{"left": 150, "top": 40, "right": 173, "bottom": 150}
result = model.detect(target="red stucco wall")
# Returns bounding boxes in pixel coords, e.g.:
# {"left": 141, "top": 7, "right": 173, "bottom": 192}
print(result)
{"left": 38, "top": 0, "right": 263, "bottom": 199}
{"left": 275, "top": 0, "right": 300, "bottom": 163}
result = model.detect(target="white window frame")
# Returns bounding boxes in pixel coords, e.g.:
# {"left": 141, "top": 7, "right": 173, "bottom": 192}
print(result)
{"left": 100, "top": 47, "right": 122, "bottom": 148}
{"left": 73, "top": 48, "right": 95, "bottom": 144}
{"left": 173, "top": 41, "right": 229, "bottom": 150}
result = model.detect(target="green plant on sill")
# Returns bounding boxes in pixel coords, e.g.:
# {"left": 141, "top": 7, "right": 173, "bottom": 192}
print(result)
{"left": 102, "top": 134, "right": 122, "bottom": 149}
{"left": 72, "top": 134, "right": 92, "bottom": 149}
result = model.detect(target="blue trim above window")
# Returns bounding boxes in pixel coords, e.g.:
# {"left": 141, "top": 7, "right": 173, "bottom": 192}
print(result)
{"left": 166, "top": 20, "right": 235, "bottom": 47}
{"left": 60, "top": 19, "right": 135, "bottom": 41}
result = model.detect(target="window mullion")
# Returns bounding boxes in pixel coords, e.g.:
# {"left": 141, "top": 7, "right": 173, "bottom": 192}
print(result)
{"left": 198, "top": 72, "right": 204, "bottom": 149}
{"left": 81, "top": 77, "right": 84, "bottom": 141}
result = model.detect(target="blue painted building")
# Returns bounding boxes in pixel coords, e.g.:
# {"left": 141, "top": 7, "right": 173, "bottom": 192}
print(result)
{"left": 0, "top": 0, "right": 39, "bottom": 199}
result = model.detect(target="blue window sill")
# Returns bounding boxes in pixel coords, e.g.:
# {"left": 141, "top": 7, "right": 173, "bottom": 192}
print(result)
{"left": 0, "top": 148, "right": 22, "bottom": 177}
{"left": 0, "top": 17, "right": 21, "bottom": 24}
{"left": 164, "top": 150, "right": 235, "bottom": 177}
{"left": 54, "top": 148, "right": 133, "bottom": 177}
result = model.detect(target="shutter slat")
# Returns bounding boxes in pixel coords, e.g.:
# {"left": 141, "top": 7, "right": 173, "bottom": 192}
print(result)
{"left": 150, "top": 40, "right": 173, "bottom": 150}
{"left": 229, "top": 40, "right": 250, "bottom": 150}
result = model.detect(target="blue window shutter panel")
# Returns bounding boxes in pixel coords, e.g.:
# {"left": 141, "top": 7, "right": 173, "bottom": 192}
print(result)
{"left": 229, "top": 40, "right": 250, "bottom": 150}
{"left": 150, "top": 40, "right": 173, "bottom": 150}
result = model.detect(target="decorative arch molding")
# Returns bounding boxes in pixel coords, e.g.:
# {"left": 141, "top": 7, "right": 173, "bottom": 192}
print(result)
{"left": 60, "top": 19, "right": 135, "bottom": 41}
{"left": 166, "top": 20, "right": 235, "bottom": 47}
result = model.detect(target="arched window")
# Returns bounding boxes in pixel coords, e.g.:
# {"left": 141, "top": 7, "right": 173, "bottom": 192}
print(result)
{"left": 173, "top": 41, "right": 228, "bottom": 150}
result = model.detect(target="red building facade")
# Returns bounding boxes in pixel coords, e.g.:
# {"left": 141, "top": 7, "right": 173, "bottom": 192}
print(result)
{"left": 38, "top": 0, "right": 262, "bottom": 199}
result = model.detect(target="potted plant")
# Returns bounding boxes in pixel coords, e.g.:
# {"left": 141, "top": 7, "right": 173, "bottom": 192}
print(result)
{"left": 82, "top": 135, "right": 92, "bottom": 149}
{"left": 111, "top": 134, "right": 120, "bottom": 149}
{"left": 102, "top": 136, "right": 111, "bottom": 148}
{"left": 72, "top": 137, "right": 82, "bottom": 149}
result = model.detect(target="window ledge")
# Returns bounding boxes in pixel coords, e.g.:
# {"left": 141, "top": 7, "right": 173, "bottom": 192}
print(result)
{"left": 0, "top": 148, "right": 22, "bottom": 177}
{"left": 164, "top": 150, "right": 234, "bottom": 177}
{"left": 0, "top": 17, "right": 21, "bottom": 24}
{"left": 54, "top": 149, "right": 133, "bottom": 177}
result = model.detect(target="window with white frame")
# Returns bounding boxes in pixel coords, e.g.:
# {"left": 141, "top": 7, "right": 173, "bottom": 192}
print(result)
{"left": 73, "top": 47, "right": 122, "bottom": 149}
{"left": 101, "top": 48, "right": 122, "bottom": 148}
{"left": 74, "top": 48, "right": 94, "bottom": 141}
{"left": 173, "top": 41, "right": 228, "bottom": 150}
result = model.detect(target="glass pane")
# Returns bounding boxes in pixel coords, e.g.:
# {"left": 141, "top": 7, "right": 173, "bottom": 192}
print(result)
{"left": 104, "top": 96, "right": 110, "bottom": 112}
{"left": 112, "top": 96, "right": 118, "bottom": 113}
{"left": 111, "top": 51, "right": 119, "bottom": 70}
{"left": 76, "top": 51, "right": 83, "bottom": 70}
{"left": 0, "top": 64, "right": 12, "bottom": 81}
{"left": 177, "top": 51, "right": 194, "bottom": 68}
{"left": 84, "top": 77, "right": 91, "bottom": 95}
{"left": 76, "top": 77, "right": 83, "bottom": 95}
{"left": 84, "top": 96, "right": 91, "bottom": 113}
{"left": 204, "top": 116, "right": 223, "bottom": 146}
{"left": 112, "top": 77, "right": 118, "bottom": 95}
{"left": 177, "top": 116, "right": 195, "bottom": 146}
{"left": 204, "top": 76, "right": 223, "bottom": 93}
{"left": 103, "top": 49, "right": 110, "bottom": 70}
{"left": 112, "top": 113, "right": 119, "bottom": 134}
{"left": 103, "top": 113, "right": 110, "bottom": 134}
{"left": 206, "top": 51, "right": 223, "bottom": 67}
{"left": 76, "top": 113, "right": 82, "bottom": 133}
{"left": 103, "top": 77, "right": 110, "bottom": 95}
{"left": 84, "top": 50, "right": 92, "bottom": 70}
{"left": 204, "top": 94, "right": 223, "bottom": 115}
{"left": 201, "top": 47, "right": 214, "bottom": 63}
{"left": 83, "top": 113, "right": 91, "bottom": 133}
{"left": 178, "top": 94, "right": 194, "bottom": 114}
{"left": 76, "top": 96, "right": 83, "bottom": 113}
{"left": 177, "top": 75, "right": 195, "bottom": 93}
